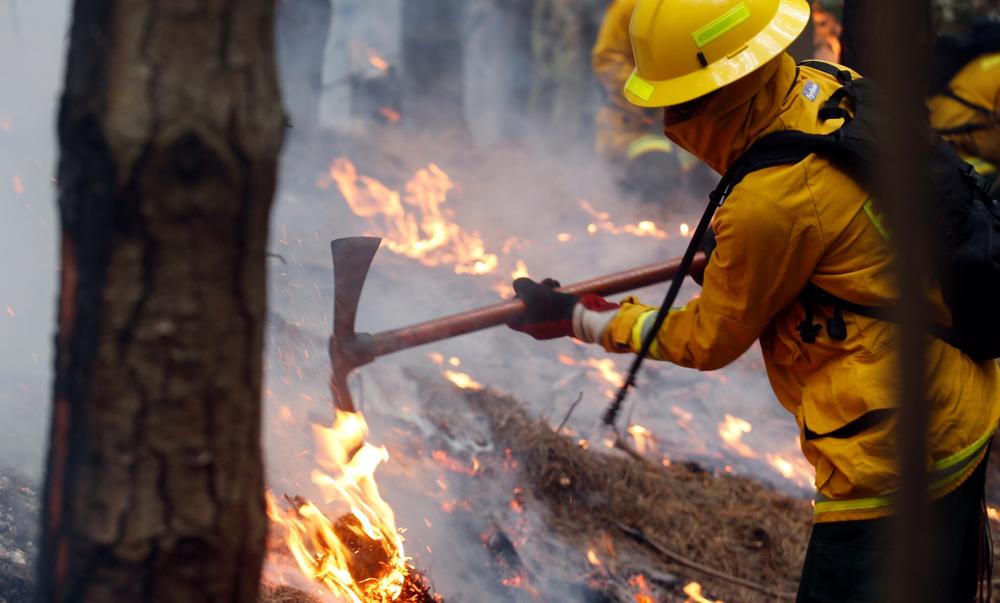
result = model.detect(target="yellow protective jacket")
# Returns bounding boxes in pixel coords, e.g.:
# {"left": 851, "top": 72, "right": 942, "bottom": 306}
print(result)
{"left": 592, "top": 0, "right": 661, "bottom": 161}
{"left": 600, "top": 53, "right": 1000, "bottom": 523}
{"left": 928, "top": 52, "right": 1000, "bottom": 176}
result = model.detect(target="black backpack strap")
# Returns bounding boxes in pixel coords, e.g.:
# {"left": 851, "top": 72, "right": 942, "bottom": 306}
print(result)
{"left": 799, "top": 60, "right": 854, "bottom": 84}
{"left": 799, "top": 282, "right": 965, "bottom": 350}
{"left": 799, "top": 60, "right": 860, "bottom": 122}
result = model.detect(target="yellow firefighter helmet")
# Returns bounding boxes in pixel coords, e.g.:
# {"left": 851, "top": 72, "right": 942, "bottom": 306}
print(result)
{"left": 625, "top": 0, "right": 811, "bottom": 107}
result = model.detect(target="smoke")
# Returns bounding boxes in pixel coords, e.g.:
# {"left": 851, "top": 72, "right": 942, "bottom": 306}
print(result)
{"left": 0, "top": 0, "right": 806, "bottom": 599}
{"left": 0, "top": 0, "right": 68, "bottom": 476}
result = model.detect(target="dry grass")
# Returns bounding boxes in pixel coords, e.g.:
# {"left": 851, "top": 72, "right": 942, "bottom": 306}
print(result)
{"left": 259, "top": 584, "right": 321, "bottom": 603}
{"left": 462, "top": 387, "right": 811, "bottom": 602}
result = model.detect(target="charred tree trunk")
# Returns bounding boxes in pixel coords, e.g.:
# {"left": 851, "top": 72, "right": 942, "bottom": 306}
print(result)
{"left": 401, "top": 0, "right": 468, "bottom": 131}
{"left": 38, "top": 2, "right": 283, "bottom": 602}
{"left": 277, "top": 0, "right": 332, "bottom": 135}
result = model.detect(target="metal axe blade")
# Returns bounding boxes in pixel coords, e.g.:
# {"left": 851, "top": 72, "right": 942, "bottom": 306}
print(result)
{"left": 329, "top": 236, "right": 382, "bottom": 412}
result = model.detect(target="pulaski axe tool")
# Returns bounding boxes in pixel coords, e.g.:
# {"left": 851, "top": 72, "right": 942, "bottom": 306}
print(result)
{"left": 329, "top": 236, "right": 707, "bottom": 412}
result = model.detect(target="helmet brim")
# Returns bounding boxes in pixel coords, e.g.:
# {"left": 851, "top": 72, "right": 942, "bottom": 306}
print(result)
{"left": 624, "top": 0, "right": 812, "bottom": 108}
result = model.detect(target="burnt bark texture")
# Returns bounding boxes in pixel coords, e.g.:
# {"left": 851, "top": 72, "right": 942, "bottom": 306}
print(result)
{"left": 38, "top": 1, "right": 283, "bottom": 602}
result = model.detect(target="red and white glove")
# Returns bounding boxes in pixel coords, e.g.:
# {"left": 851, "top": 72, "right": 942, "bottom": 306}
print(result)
{"left": 506, "top": 278, "right": 619, "bottom": 341}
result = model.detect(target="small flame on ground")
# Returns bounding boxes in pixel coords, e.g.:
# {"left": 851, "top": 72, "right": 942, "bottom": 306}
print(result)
{"left": 326, "top": 158, "right": 498, "bottom": 276}
{"left": 586, "top": 548, "right": 601, "bottom": 566}
{"left": 766, "top": 452, "right": 815, "bottom": 488}
{"left": 444, "top": 370, "right": 483, "bottom": 390}
{"left": 629, "top": 574, "right": 656, "bottom": 603}
{"left": 684, "top": 582, "right": 723, "bottom": 603}
{"left": 368, "top": 51, "right": 390, "bottom": 72}
{"left": 266, "top": 410, "right": 408, "bottom": 603}
{"left": 718, "top": 414, "right": 757, "bottom": 459}
{"left": 580, "top": 200, "right": 668, "bottom": 239}
{"left": 584, "top": 358, "right": 624, "bottom": 387}
{"left": 379, "top": 107, "right": 401, "bottom": 123}
{"left": 627, "top": 424, "right": 656, "bottom": 455}
{"left": 679, "top": 223, "right": 690, "bottom": 237}
{"left": 493, "top": 260, "right": 531, "bottom": 298}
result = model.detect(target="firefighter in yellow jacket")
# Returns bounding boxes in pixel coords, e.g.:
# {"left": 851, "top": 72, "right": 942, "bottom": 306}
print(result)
{"left": 593, "top": 0, "right": 696, "bottom": 201}
{"left": 928, "top": 24, "right": 1000, "bottom": 185}
{"left": 510, "top": 1, "right": 1000, "bottom": 600}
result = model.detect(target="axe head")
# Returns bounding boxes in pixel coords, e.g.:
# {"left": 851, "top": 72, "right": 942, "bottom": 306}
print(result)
{"left": 329, "top": 236, "right": 382, "bottom": 412}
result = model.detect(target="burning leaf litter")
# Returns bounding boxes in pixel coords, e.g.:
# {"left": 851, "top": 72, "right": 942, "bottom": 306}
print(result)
{"left": 266, "top": 410, "right": 435, "bottom": 602}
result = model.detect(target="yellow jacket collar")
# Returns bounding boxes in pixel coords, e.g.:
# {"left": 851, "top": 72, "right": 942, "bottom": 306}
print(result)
{"left": 664, "top": 53, "right": 797, "bottom": 174}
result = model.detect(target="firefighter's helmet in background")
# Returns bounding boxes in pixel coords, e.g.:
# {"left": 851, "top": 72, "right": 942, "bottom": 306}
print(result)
{"left": 624, "top": 0, "right": 811, "bottom": 108}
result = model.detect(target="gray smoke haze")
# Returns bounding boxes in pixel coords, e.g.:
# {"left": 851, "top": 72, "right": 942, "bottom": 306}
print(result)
{"left": 0, "top": 0, "right": 67, "bottom": 475}
{"left": 0, "top": 0, "right": 807, "bottom": 600}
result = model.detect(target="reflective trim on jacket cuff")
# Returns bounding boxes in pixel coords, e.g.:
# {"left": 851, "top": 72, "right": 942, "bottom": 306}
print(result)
{"left": 629, "top": 309, "right": 659, "bottom": 353}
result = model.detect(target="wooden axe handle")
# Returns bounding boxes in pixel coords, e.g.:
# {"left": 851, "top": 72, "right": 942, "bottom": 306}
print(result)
{"left": 363, "top": 251, "right": 706, "bottom": 358}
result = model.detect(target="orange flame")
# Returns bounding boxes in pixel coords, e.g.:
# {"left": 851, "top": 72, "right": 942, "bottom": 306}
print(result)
{"left": 444, "top": 370, "right": 483, "bottom": 390}
{"left": 580, "top": 200, "right": 668, "bottom": 239}
{"left": 493, "top": 260, "right": 530, "bottom": 298}
{"left": 626, "top": 424, "right": 656, "bottom": 455}
{"left": 368, "top": 51, "right": 390, "bottom": 72}
{"left": 718, "top": 414, "right": 757, "bottom": 459}
{"left": 584, "top": 358, "right": 624, "bottom": 387}
{"left": 766, "top": 452, "right": 815, "bottom": 488}
{"left": 266, "top": 410, "right": 409, "bottom": 602}
{"left": 12, "top": 176, "right": 22, "bottom": 195}
{"left": 989, "top": 507, "right": 1000, "bottom": 522}
{"left": 629, "top": 574, "right": 656, "bottom": 603}
{"left": 684, "top": 582, "right": 723, "bottom": 603}
{"left": 811, "top": 3, "right": 842, "bottom": 62}
{"left": 379, "top": 107, "right": 401, "bottom": 123}
{"left": 327, "top": 158, "right": 499, "bottom": 276}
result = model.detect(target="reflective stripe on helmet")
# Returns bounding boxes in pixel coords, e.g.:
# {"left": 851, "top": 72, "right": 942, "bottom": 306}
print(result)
{"left": 692, "top": 3, "right": 752, "bottom": 49}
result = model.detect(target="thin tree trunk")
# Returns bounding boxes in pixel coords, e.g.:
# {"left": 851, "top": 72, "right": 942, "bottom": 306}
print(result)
{"left": 38, "top": 1, "right": 283, "bottom": 601}
{"left": 277, "top": 0, "right": 332, "bottom": 135}
{"left": 401, "top": 0, "right": 468, "bottom": 131}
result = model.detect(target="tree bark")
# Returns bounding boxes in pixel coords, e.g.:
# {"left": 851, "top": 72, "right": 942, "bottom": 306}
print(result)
{"left": 38, "top": 1, "right": 283, "bottom": 602}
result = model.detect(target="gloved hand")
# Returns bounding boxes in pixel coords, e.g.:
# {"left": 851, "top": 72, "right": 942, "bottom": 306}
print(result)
{"left": 507, "top": 278, "right": 619, "bottom": 341}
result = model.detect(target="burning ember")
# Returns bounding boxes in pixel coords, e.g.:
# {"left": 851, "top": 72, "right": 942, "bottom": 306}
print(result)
{"left": 626, "top": 424, "right": 656, "bottom": 455}
{"left": 684, "top": 581, "right": 722, "bottom": 603}
{"left": 717, "top": 414, "right": 756, "bottom": 459}
{"left": 444, "top": 370, "right": 483, "bottom": 391}
{"left": 581, "top": 200, "right": 668, "bottom": 239}
{"left": 811, "top": 2, "right": 841, "bottom": 62}
{"left": 368, "top": 51, "right": 390, "bottom": 73}
{"left": 323, "top": 158, "right": 499, "bottom": 275}
{"left": 267, "top": 409, "right": 420, "bottom": 602}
